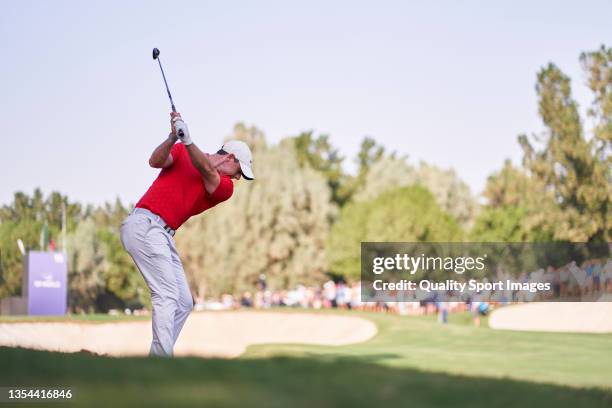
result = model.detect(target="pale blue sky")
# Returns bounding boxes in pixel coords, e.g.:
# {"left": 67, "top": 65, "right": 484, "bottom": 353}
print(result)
{"left": 1, "top": 0, "right": 610, "bottom": 206}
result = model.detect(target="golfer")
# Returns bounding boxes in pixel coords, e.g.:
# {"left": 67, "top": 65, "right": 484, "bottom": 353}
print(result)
{"left": 120, "top": 113, "right": 254, "bottom": 357}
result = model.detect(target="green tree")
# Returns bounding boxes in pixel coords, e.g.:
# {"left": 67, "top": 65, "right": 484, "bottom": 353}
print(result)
{"left": 353, "top": 156, "right": 478, "bottom": 228}
{"left": 473, "top": 160, "right": 557, "bottom": 241}
{"left": 0, "top": 189, "right": 82, "bottom": 233}
{"left": 580, "top": 45, "right": 612, "bottom": 154}
{"left": 225, "top": 122, "right": 267, "bottom": 152}
{"left": 415, "top": 162, "right": 478, "bottom": 228}
{"left": 327, "top": 186, "right": 462, "bottom": 279}
{"left": 90, "top": 199, "right": 149, "bottom": 310}
{"left": 470, "top": 207, "right": 527, "bottom": 242}
{"left": 0, "top": 190, "right": 81, "bottom": 298}
{"left": 0, "top": 219, "right": 38, "bottom": 298}
{"left": 98, "top": 228, "right": 150, "bottom": 310}
{"left": 92, "top": 198, "right": 130, "bottom": 233}
{"left": 177, "top": 135, "right": 335, "bottom": 297}
{"left": 352, "top": 154, "right": 416, "bottom": 203}
{"left": 356, "top": 136, "right": 385, "bottom": 174}
{"left": 293, "top": 131, "right": 353, "bottom": 206}
{"left": 484, "top": 160, "right": 538, "bottom": 208}
{"left": 518, "top": 47, "right": 612, "bottom": 242}
{"left": 66, "top": 217, "right": 105, "bottom": 312}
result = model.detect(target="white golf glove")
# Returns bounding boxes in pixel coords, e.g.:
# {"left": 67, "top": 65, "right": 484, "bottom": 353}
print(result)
{"left": 173, "top": 119, "right": 192, "bottom": 146}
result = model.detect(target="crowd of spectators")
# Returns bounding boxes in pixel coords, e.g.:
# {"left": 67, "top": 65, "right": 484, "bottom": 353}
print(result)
{"left": 197, "top": 278, "right": 475, "bottom": 318}
{"left": 196, "top": 258, "right": 612, "bottom": 317}
{"left": 481, "top": 258, "right": 612, "bottom": 302}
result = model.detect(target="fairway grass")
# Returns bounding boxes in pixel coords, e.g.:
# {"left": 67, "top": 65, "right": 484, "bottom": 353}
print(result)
{"left": 244, "top": 311, "right": 612, "bottom": 389}
{"left": 0, "top": 310, "right": 610, "bottom": 407}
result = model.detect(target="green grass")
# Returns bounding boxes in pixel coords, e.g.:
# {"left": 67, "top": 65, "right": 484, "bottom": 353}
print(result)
{"left": 245, "top": 310, "right": 612, "bottom": 388}
{"left": 0, "top": 310, "right": 611, "bottom": 407}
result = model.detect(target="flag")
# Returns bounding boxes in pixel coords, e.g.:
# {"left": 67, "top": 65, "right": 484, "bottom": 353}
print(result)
{"left": 40, "top": 221, "right": 49, "bottom": 251}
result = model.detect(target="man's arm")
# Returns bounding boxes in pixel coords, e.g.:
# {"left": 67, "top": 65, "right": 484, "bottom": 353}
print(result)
{"left": 184, "top": 143, "right": 220, "bottom": 194}
{"left": 171, "top": 113, "right": 221, "bottom": 193}
{"left": 149, "top": 133, "right": 178, "bottom": 168}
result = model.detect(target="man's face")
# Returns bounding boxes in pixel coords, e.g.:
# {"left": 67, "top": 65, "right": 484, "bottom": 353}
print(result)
{"left": 217, "top": 154, "right": 242, "bottom": 180}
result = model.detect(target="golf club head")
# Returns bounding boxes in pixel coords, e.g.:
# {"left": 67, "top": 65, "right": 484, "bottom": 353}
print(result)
{"left": 152, "top": 48, "right": 160, "bottom": 60}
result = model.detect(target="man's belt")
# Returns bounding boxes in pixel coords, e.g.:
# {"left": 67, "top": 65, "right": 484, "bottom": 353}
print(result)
{"left": 132, "top": 208, "right": 176, "bottom": 237}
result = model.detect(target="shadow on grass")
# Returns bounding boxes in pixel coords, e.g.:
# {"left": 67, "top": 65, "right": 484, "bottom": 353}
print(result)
{"left": 0, "top": 347, "right": 610, "bottom": 408}
{"left": 254, "top": 350, "right": 406, "bottom": 365}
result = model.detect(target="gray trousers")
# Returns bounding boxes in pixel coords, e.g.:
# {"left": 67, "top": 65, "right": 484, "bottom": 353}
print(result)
{"left": 120, "top": 209, "right": 193, "bottom": 357}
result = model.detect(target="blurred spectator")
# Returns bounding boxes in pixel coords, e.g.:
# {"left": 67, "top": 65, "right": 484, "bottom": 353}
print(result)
{"left": 323, "top": 280, "right": 336, "bottom": 308}
{"left": 335, "top": 281, "right": 348, "bottom": 309}
{"left": 240, "top": 292, "right": 253, "bottom": 307}
{"left": 257, "top": 274, "right": 267, "bottom": 291}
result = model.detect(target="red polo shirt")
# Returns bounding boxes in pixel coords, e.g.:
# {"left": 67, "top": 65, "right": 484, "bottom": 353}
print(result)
{"left": 135, "top": 143, "right": 234, "bottom": 230}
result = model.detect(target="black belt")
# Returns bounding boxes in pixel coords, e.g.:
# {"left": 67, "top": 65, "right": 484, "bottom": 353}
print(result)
{"left": 132, "top": 208, "right": 176, "bottom": 237}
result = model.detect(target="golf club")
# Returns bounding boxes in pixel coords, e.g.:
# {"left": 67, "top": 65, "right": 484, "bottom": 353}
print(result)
{"left": 152, "top": 47, "right": 183, "bottom": 136}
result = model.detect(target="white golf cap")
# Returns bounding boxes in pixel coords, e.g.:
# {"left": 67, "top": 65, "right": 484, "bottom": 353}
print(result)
{"left": 221, "top": 140, "right": 254, "bottom": 180}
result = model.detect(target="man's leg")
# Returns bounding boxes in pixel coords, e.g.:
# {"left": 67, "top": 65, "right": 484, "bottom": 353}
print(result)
{"left": 169, "top": 243, "right": 193, "bottom": 345}
{"left": 120, "top": 215, "right": 179, "bottom": 357}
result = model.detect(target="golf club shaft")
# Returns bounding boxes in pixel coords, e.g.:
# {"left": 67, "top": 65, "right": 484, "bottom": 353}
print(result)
{"left": 156, "top": 58, "right": 177, "bottom": 113}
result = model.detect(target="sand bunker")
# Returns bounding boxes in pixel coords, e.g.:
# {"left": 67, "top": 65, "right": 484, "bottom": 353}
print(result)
{"left": 0, "top": 311, "right": 377, "bottom": 358}
{"left": 489, "top": 303, "right": 612, "bottom": 333}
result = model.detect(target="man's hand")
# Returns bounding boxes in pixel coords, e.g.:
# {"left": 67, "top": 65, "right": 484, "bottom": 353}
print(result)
{"left": 170, "top": 112, "right": 181, "bottom": 129}
{"left": 170, "top": 112, "right": 193, "bottom": 146}
{"left": 174, "top": 119, "right": 192, "bottom": 145}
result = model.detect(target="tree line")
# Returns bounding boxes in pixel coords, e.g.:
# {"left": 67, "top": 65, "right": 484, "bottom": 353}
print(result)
{"left": 1, "top": 46, "right": 610, "bottom": 311}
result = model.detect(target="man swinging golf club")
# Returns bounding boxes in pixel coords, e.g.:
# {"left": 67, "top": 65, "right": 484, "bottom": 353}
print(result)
{"left": 120, "top": 113, "right": 254, "bottom": 357}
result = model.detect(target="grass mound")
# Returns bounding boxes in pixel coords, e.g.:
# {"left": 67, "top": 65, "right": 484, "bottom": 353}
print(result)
{"left": 1, "top": 310, "right": 610, "bottom": 407}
